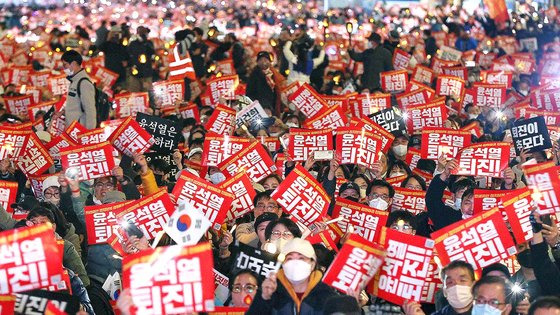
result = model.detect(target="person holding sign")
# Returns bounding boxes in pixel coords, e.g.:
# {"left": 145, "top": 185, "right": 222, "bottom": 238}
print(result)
{"left": 247, "top": 238, "right": 337, "bottom": 314}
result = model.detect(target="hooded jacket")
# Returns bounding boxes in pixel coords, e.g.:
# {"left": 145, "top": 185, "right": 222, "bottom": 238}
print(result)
{"left": 65, "top": 69, "right": 97, "bottom": 129}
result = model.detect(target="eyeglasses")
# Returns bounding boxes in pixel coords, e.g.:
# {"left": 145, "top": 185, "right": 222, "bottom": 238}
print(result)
{"left": 231, "top": 284, "right": 257, "bottom": 293}
{"left": 370, "top": 193, "right": 390, "bottom": 201}
{"left": 474, "top": 298, "right": 507, "bottom": 308}
{"left": 44, "top": 191, "right": 60, "bottom": 198}
{"left": 271, "top": 231, "right": 293, "bottom": 239}
{"left": 390, "top": 224, "right": 413, "bottom": 231}
{"left": 95, "top": 182, "right": 114, "bottom": 189}
{"left": 29, "top": 219, "right": 50, "bottom": 225}
{"left": 256, "top": 204, "right": 279, "bottom": 210}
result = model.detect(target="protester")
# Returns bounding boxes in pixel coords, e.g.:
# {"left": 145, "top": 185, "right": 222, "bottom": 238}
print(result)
{"left": 61, "top": 49, "right": 97, "bottom": 129}
{"left": 0, "top": 2, "right": 560, "bottom": 314}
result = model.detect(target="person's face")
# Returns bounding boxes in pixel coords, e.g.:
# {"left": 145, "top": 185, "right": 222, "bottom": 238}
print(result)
{"left": 44, "top": 187, "right": 60, "bottom": 200}
{"left": 263, "top": 177, "right": 280, "bottom": 191}
{"left": 26, "top": 215, "right": 56, "bottom": 231}
{"left": 334, "top": 167, "right": 345, "bottom": 179}
{"left": 443, "top": 267, "right": 474, "bottom": 290}
{"left": 190, "top": 132, "right": 204, "bottom": 142}
{"left": 254, "top": 197, "right": 282, "bottom": 217}
{"left": 256, "top": 220, "right": 270, "bottom": 244}
{"left": 270, "top": 223, "right": 294, "bottom": 241}
{"left": 404, "top": 177, "right": 423, "bottom": 190}
{"left": 474, "top": 283, "right": 512, "bottom": 315}
{"left": 454, "top": 187, "right": 467, "bottom": 202}
{"left": 461, "top": 194, "right": 473, "bottom": 216}
{"left": 485, "top": 270, "right": 509, "bottom": 280}
{"left": 189, "top": 153, "right": 202, "bottom": 163}
{"left": 468, "top": 105, "right": 481, "bottom": 116}
{"left": 284, "top": 252, "right": 315, "bottom": 268}
{"left": 533, "top": 308, "right": 560, "bottom": 315}
{"left": 389, "top": 165, "right": 406, "bottom": 177}
{"left": 392, "top": 137, "right": 409, "bottom": 148}
{"left": 256, "top": 129, "right": 268, "bottom": 137}
{"left": 367, "top": 186, "right": 392, "bottom": 205}
{"left": 94, "top": 178, "right": 115, "bottom": 199}
{"left": 353, "top": 177, "right": 368, "bottom": 191}
{"left": 389, "top": 219, "right": 415, "bottom": 235}
{"left": 340, "top": 188, "right": 359, "bottom": 200}
{"left": 257, "top": 57, "right": 271, "bottom": 70}
{"left": 231, "top": 273, "right": 258, "bottom": 307}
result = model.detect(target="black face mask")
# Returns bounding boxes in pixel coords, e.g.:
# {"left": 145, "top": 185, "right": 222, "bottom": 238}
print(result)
{"left": 517, "top": 249, "right": 532, "bottom": 268}
{"left": 345, "top": 196, "right": 359, "bottom": 203}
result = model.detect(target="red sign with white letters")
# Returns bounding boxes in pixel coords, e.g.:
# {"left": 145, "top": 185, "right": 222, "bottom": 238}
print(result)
{"left": 420, "top": 128, "right": 471, "bottom": 160}
{"left": 335, "top": 127, "right": 385, "bottom": 169}
{"left": 217, "top": 141, "right": 276, "bottom": 183}
{"left": 405, "top": 99, "right": 448, "bottom": 134}
{"left": 271, "top": 164, "right": 330, "bottom": 226}
{"left": 60, "top": 142, "right": 116, "bottom": 181}
{"left": 288, "top": 128, "right": 333, "bottom": 162}
{"left": 522, "top": 161, "right": 560, "bottom": 215}
{"left": 108, "top": 116, "right": 155, "bottom": 157}
{"left": 288, "top": 83, "right": 329, "bottom": 118}
{"left": 454, "top": 142, "right": 510, "bottom": 177}
{"left": 391, "top": 187, "right": 426, "bottom": 215}
{"left": 502, "top": 187, "right": 535, "bottom": 244}
{"left": 204, "top": 104, "right": 236, "bottom": 136}
{"left": 114, "top": 92, "right": 149, "bottom": 118}
{"left": 331, "top": 199, "right": 388, "bottom": 243}
{"left": 219, "top": 171, "right": 257, "bottom": 222}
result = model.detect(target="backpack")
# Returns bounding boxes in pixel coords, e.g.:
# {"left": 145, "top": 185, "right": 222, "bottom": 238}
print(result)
{"left": 86, "top": 279, "right": 115, "bottom": 315}
{"left": 77, "top": 77, "right": 111, "bottom": 127}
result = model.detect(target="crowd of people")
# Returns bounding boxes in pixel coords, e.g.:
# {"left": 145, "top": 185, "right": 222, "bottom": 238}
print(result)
{"left": 0, "top": 0, "right": 559, "bottom": 314}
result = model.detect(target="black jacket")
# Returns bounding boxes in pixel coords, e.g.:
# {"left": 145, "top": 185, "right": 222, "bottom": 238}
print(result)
{"left": 127, "top": 38, "right": 155, "bottom": 78}
{"left": 426, "top": 174, "right": 462, "bottom": 231}
{"left": 247, "top": 271, "right": 338, "bottom": 315}
{"left": 530, "top": 241, "right": 560, "bottom": 296}
{"left": 99, "top": 40, "right": 129, "bottom": 83}
{"left": 246, "top": 68, "right": 276, "bottom": 111}
{"left": 348, "top": 45, "right": 393, "bottom": 91}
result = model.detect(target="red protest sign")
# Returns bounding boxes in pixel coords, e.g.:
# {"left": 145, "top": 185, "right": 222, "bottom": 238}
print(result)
{"left": 153, "top": 79, "right": 185, "bottom": 110}
{"left": 303, "top": 104, "right": 348, "bottom": 129}
{"left": 352, "top": 93, "right": 391, "bottom": 117}
{"left": 392, "top": 49, "right": 411, "bottom": 70}
{"left": 522, "top": 161, "right": 560, "bottom": 215}
{"left": 178, "top": 102, "right": 200, "bottom": 121}
{"left": 331, "top": 198, "right": 388, "bottom": 242}
{"left": 396, "top": 88, "right": 432, "bottom": 108}
{"left": 206, "top": 75, "right": 239, "bottom": 102}
{"left": 420, "top": 127, "right": 471, "bottom": 160}
{"left": 271, "top": 164, "right": 330, "bottom": 226}
{"left": 454, "top": 142, "right": 510, "bottom": 177}
{"left": 405, "top": 147, "right": 422, "bottom": 171}
{"left": 431, "top": 57, "right": 459, "bottom": 74}
{"left": 435, "top": 75, "right": 465, "bottom": 99}
{"left": 442, "top": 66, "right": 467, "bottom": 81}
{"left": 502, "top": 187, "right": 535, "bottom": 244}
{"left": 114, "top": 92, "right": 149, "bottom": 118}
{"left": 16, "top": 132, "right": 54, "bottom": 176}
{"left": 201, "top": 133, "right": 251, "bottom": 167}
{"left": 172, "top": 171, "right": 234, "bottom": 230}
{"left": 46, "top": 133, "right": 77, "bottom": 160}
{"left": 372, "top": 227, "right": 435, "bottom": 305}
{"left": 92, "top": 66, "right": 118, "bottom": 88}
{"left": 205, "top": 104, "right": 236, "bottom": 135}
{"left": 4, "top": 94, "right": 34, "bottom": 116}
{"left": 48, "top": 74, "right": 70, "bottom": 96}
{"left": 348, "top": 117, "right": 395, "bottom": 152}
{"left": 405, "top": 98, "right": 448, "bottom": 134}
{"left": 219, "top": 171, "right": 257, "bottom": 222}
{"left": 472, "top": 189, "right": 508, "bottom": 215}
{"left": 116, "top": 189, "right": 175, "bottom": 239}
{"left": 108, "top": 116, "right": 154, "bottom": 157}
{"left": 78, "top": 128, "right": 109, "bottom": 145}
{"left": 260, "top": 136, "right": 281, "bottom": 153}
{"left": 217, "top": 141, "right": 276, "bottom": 182}
{"left": 411, "top": 66, "right": 435, "bottom": 85}
{"left": 29, "top": 70, "right": 52, "bottom": 87}
{"left": 288, "top": 83, "right": 329, "bottom": 118}
{"left": 27, "top": 100, "right": 61, "bottom": 121}
{"left": 473, "top": 83, "right": 507, "bottom": 107}
{"left": 480, "top": 70, "right": 513, "bottom": 89}
{"left": 65, "top": 121, "right": 87, "bottom": 142}
{"left": 391, "top": 187, "right": 426, "bottom": 215}
{"left": 0, "top": 223, "right": 63, "bottom": 294}
{"left": 336, "top": 127, "right": 384, "bottom": 169}
{"left": 323, "top": 234, "right": 385, "bottom": 294}
{"left": 0, "top": 128, "right": 30, "bottom": 160}
{"left": 381, "top": 69, "right": 408, "bottom": 93}
{"left": 122, "top": 243, "right": 215, "bottom": 314}
{"left": 288, "top": 128, "right": 333, "bottom": 162}
{"left": 0, "top": 180, "right": 18, "bottom": 218}
{"left": 432, "top": 208, "right": 517, "bottom": 270}
{"left": 85, "top": 200, "right": 131, "bottom": 244}
{"left": 60, "top": 142, "right": 116, "bottom": 181}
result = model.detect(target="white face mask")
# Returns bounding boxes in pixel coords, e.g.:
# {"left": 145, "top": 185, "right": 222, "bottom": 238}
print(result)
{"left": 209, "top": 172, "right": 226, "bottom": 184}
{"left": 182, "top": 131, "right": 190, "bottom": 140}
{"left": 445, "top": 285, "right": 473, "bottom": 309}
{"left": 462, "top": 213, "right": 472, "bottom": 220}
{"left": 283, "top": 259, "right": 312, "bottom": 284}
{"left": 369, "top": 197, "right": 389, "bottom": 210}
{"left": 286, "top": 122, "right": 299, "bottom": 128}
{"left": 472, "top": 304, "right": 503, "bottom": 315}
{"left": 269, "top": 132, "right": 281, "bottom": 137}
{"left": 518, "top": 89, "right": 529, "bottom": 96}
{"left": 454, "top": 198, "right": 462, "bottom": 211}
{"left": 309, "top": 171, "right": 318, "bottom": 179}
{"left": 468, "top": 113, "right": 479, "bottom": 120}
{"left": 389, "top": 171, "right": 405, "bottom": 178}
{"left": 64, "top": 68, "right": 74, "bottom": 76}
{"left": 392, "top": 144, "right": 408, "bottom": 157}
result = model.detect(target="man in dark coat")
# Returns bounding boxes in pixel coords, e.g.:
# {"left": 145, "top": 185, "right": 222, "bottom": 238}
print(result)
{"left": 246, "top": 51, "right": 285, "bottom": 115}
{"left": 348, "top": 33, "right": 393, "bottom": 92}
